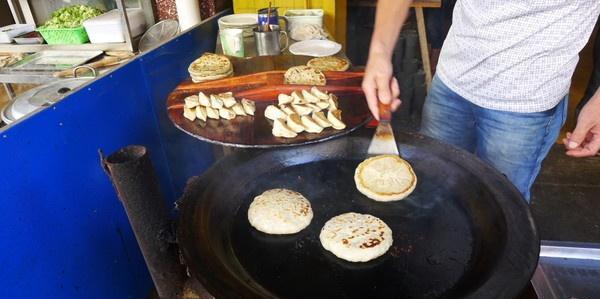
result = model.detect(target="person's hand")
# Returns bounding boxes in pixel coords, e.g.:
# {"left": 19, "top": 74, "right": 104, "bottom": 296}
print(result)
{"left": 563, "top": 94, "right": 600, "bottom": 157}
{"left": 362, "top": 52, "right": 401, "bottom": 120}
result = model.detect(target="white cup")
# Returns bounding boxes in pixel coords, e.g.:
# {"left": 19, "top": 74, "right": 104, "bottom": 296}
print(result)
{"left": 219, "top": 28, "right": 244, "bottom": 57}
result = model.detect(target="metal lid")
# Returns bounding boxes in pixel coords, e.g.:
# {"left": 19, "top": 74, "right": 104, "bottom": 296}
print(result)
{"left": 8, "top": 78, "right": 88, "bottom": 121}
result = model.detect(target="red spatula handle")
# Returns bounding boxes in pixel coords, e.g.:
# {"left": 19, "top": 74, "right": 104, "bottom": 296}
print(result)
{"left": 378, "top": 102, "right": 392, "bottom": 122}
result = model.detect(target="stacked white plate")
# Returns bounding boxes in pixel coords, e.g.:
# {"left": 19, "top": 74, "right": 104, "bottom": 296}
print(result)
{"left": 218, "top": 14, "right": 258, "bottom": 37}
{"left": 289, "top": 40, "right": 342, "bottom": 57}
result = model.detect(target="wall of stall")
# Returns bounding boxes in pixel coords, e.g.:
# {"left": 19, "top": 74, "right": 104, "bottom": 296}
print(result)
{"left": 0, "top": 12, "right": 224, "bottom": 299}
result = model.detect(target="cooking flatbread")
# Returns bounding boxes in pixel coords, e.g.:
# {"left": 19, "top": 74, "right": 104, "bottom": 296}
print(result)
{"left": 307, "top": 56, "right": 350, "bottom": 72}
{"left": 320, "top": 212, "right": 392, "bottom": 262}
{"left": 284, "top": 66, "right": 326, "bottom": 86}
{"left": 354, "top": 155, "right": 417, "bottom": 202}
{"left": 248, "top": 189, "right": 313, "bottom": 235}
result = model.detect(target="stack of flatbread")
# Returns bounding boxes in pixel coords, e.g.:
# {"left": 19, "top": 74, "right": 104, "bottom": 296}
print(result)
{"left": 284, "top": 66, "right": 326, "bottom": 86}
{"left": 264, "top": 86, "right": 346, "bottom": 138}
{"left": 183, "top": 91, "right": 255, "bottom": 122}
{"left": 188, "top": 53, "right": 233, "bottom": 83}
{"left": 307, "top": 56, "right": 350, "bottom": 72}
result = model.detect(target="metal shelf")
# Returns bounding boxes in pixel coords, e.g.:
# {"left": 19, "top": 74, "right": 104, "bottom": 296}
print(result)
{"left": 4, "top": 0, "right": 147, "bottom": 53}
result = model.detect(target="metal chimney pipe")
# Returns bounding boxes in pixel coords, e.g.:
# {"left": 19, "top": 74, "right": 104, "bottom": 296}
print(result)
{"left": 101, "top": 145, "right": 185, "bottom": 299}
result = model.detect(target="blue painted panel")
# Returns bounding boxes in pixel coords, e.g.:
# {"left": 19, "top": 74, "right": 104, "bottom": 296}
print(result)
{"left": 138, "top": 16, "right": 220, "bottom": 195}
{"left": 0, "top": 14, "right": 223, "bottom": 298}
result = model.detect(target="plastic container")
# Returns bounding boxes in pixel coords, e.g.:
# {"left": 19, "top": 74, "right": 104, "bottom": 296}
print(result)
{"left": 83, "top": 9, "right": 146, "bottom": 43}
{"left": 14, "top": 31, "right": 44, "bottom": 44}
{"left": 232, "top": 0, "right": 344, "bottom": 44}
{"left": 37, "top": 26, "right": 89, "bottom": 44}
{"left": 284, "top": 9, "right": 324, "bottom": 33}
{"left": 0, "top": 24, "right": 35, "bottom": 43}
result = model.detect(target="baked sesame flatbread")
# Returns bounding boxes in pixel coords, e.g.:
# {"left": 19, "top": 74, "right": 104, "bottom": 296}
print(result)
{"left": 284, "top": 66, "right": 326, "bottom": 86}
{"left": 248, "top": 189, "right": 313, "bottom": 234}
{"left": 320, "top": 212, "right": 393, "bottom": 262}
{"left": 307, "top": 56, "right": 350, "bottom": 72}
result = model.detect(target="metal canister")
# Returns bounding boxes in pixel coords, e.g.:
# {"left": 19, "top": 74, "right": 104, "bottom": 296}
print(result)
{"left": 253, "top": 28, "right": 289, "bottom": 56}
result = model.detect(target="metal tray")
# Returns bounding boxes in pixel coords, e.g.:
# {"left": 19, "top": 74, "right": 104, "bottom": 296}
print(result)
{"left": 532, "top": 241, "right": 600, "bottom": 299}
{"left": 4, "top": 50, "right": 102, "bottom": 71}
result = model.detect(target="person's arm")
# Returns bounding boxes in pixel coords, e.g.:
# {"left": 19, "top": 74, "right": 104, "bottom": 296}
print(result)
{"left": 564, "top": 87, "right": 600, "bottom": 157}
{"left": 362, "top": 0, "right": 413, "bottom": 119}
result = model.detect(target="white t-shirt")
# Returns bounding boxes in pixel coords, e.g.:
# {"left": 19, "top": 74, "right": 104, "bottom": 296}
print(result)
{"left": 436, "top": 0, "right": 600, "bottom": 113}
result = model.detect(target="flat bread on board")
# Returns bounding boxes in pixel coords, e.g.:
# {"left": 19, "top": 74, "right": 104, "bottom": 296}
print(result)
{"left": 284, "top": 66, "right": 326, "bottom": 86}
{"left": 307, "top": 56, "right": 350, "bottom": 72}
{"left": 188, "top": 53, "right": 233, "bottom": 82}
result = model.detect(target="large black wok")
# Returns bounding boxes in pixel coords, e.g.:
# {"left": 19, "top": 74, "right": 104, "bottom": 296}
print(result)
{"left": 177, "top": 132, "right": 539, "bottom": 299}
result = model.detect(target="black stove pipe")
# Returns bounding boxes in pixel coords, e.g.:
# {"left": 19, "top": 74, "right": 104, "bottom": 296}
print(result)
{"left": 101, "top": 145, "right": 185, "bottom": 299}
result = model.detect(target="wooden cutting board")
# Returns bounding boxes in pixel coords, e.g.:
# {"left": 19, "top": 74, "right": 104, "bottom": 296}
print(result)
{"left": 166, "top": 56, "right": 370, "bottom": 148}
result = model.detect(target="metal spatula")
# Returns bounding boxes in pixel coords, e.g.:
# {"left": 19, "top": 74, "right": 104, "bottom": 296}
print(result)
{"left": 367, "top": 102, "right": 399, "bottom": 156}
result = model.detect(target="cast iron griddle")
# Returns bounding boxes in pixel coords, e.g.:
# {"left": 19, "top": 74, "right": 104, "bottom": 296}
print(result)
{"left": 177, "top": 133, "right": 539, "bottom": 299}
{"left": 166, "top": 70, "right": 371, "bottom": 148}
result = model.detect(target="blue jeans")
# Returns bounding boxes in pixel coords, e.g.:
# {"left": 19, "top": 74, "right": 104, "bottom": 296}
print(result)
{"left": 420, "top": 76, "right": 568, "bottom": 202}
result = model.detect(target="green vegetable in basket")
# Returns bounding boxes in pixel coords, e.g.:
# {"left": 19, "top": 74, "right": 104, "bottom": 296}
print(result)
{"left": 42, "top": 5, "right": 103, "bottom": 29}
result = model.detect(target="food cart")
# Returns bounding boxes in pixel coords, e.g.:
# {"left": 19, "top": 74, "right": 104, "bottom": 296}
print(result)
{"left": 1, "top": 3, "right": 599, "bottom": 299}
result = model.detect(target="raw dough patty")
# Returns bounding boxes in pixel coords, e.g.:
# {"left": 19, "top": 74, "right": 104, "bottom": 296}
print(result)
{"left": 320, "top": 212, "right": 393, "bottom": 262}
{"left": 248, "top": 189, "right": 313, "bottom": 234}
{"left": 354, "top": 154, "right": 417, "bottom": 201}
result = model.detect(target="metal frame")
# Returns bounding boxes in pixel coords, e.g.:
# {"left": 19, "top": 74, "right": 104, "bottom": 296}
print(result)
{"left": 7, "top": 0, "right": 25, "bottom": 24}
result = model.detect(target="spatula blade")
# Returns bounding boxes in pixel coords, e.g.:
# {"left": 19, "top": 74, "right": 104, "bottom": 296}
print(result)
{"left": 367, "top": 121, "right": 399, "bottom": 156}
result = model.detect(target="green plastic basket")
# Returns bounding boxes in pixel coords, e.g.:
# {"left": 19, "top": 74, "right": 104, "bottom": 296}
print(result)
{"left": 37, "top": 26, "right": 89, "bottom": 45}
